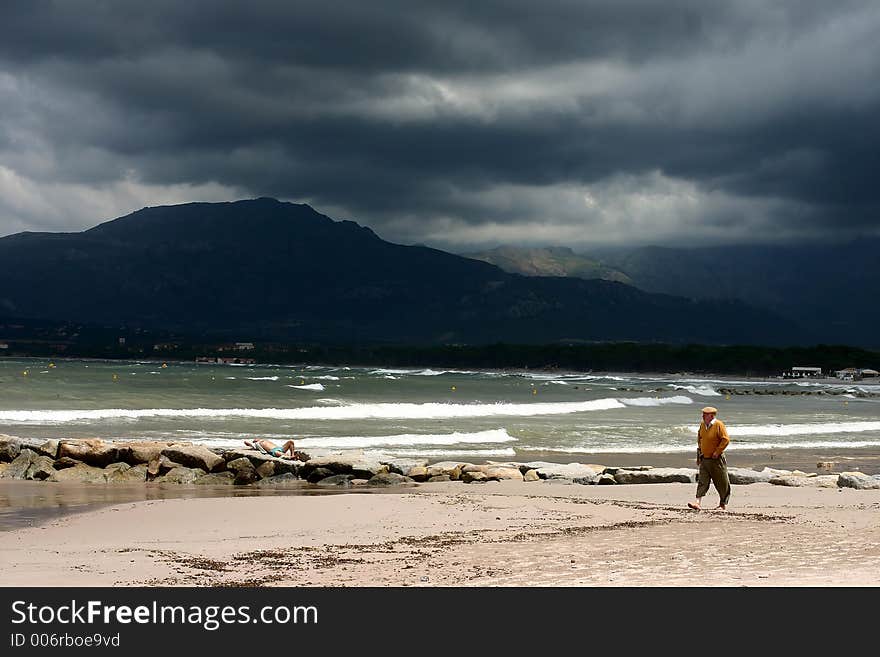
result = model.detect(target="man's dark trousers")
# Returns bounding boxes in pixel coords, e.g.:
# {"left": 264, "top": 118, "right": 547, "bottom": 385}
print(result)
{"left": 696, "top": 454, "right": 730, "bottom": 505}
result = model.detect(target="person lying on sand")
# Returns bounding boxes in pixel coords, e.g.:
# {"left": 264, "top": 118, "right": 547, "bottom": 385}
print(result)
{"left": 244, "top": 438, "right": 297, "bottom": 459}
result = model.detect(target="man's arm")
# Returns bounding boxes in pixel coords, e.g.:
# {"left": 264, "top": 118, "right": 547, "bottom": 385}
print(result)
{"left": 711, "top": 423, "right": 730, "bottom": 458}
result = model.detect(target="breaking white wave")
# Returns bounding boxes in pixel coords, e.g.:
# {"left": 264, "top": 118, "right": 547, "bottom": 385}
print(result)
{"left": 669, "top": 384, "right": 721, "bottom": 397}
{"left": 537, "top": 438, "right": 880, "bottom": 454}
{"left": 298, "top": 428, "right": 515, "bottom": 450}
{"left": 619, "top": 395, "right": 693, "bottom": 407}
{"left": 386, "top": 448, "right": 518, "bottom": 458}
{"left": 0, "top": 398, "right": 625, "bottom": 424}
{"left": 728, "top": 421, "right": 880, "bottom": 437}
{"left": 246, "top": 376, "right": 279, "bottom": 381}
{"left": 287, "top": 383, "right": 325, "bottom": 391}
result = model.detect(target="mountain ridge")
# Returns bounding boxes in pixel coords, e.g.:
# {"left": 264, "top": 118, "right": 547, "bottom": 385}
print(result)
{"left": 0, "top": 198, "right": 805, "bottom": 346}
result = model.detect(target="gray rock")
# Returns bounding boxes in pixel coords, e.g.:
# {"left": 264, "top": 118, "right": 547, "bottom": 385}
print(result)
{"left": 117, "top": 441, "right": 169, "bottom": 465}
{"left": 461, "top": 471, "right": 488, "bottom": 483}
{"left": 194, "top": 472, "right": 236, "bottom": 485}
{"left": 602, "top": 466, "right": 652, "bottom": 474}
{"left": 58, "top": 439, "right": 120, "bottom": 467}
{"left": 315, "top": 474, "right": 355, "bottom": 487}
{"left": 0, "top": 449, "right": 56, "bottom": 480}
{"left": 523, "top": 469, "right": 540, "bottom": 482}
{"left": 48, "top": 463, "right": 108, "bottom": 483}
{"left": 596, "top": 473, "right": 617, "bottom": 485}
{"left": 0, "top": 436, "right": 21, "bottom": 462}
{"left": 106, "top": 463, "right": 148, "bottom": 483}
{"left": 427, "top": 475, "right": 452, "bottom": 482}
{"left": 367, "top": 472, "right": 415, "bottom": 487}
{"left": 53, "top": 457, "right": 80, "bottom": 470}
{"left": 255, "top": 461, "right": 276, "bottom": 479}
{"left": 573, "top": 474, "right": 600, "bottom": 485}
{"left": 226, "top": 457, "right": 259, "bottom": 485}
{"left": 15, "top": 438, "right": 60, "bottom": 459}
{"left": 769, "top": 474, "right": 839, "bottom": 488}
{"left": 153, "top": 467, "right": 207, "bottom": 484}
{"left": 837, "top": 472, "right": 880, "bottom": 490}
{"left": 306, "top": 467, "right": 335, "bottom": 484}
{"left": 728, "top": 467, "right": 776, "bottom": 485}
{"left": 161, "top": 444, "right": 225, "bottom": 473}
{"left": 613, "top": 468, "right": 697, "bottom": 484}
{"left": 148, "top": 455, "right": 184, "bottom": 478}
{"left": 255, "top": 473, "right": 302, "bottom": 486}
{"left": 299, "top": 452, "right": 384, "bottom": 478}
{"left": 525, "top": 462, "right": 606, "bottom": 480}
{"left": 383, "top": 458, "right": 430, "bottom": 476}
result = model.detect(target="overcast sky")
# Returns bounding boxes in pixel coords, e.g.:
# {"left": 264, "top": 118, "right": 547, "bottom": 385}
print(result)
{"left": 1, "top": 1, "right": 878, "bottom": 251}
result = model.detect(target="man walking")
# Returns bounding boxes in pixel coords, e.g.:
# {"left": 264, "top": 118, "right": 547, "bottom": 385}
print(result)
{"left": 688, "top": 406, "right": 731, "bottom": 511}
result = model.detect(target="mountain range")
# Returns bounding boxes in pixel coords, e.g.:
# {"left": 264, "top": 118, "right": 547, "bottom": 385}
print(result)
{"left": 0, "top": 198, "right": 809, "bottom": 346}
{"left": 465, "top": 242, "right": 879, "bottom": 348}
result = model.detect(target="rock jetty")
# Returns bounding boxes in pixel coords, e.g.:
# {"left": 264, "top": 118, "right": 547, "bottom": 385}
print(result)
{"left": 1, "top": 434, "right": 879, "bottom": 490}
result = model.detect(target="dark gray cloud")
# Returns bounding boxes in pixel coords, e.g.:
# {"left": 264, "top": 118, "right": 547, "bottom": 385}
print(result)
{"left": 0, "top": 1, "right": 878, "bottom": 249}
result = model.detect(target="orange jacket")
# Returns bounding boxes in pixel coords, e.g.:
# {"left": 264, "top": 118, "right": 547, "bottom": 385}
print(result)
{"left": 698, "top": 419, "right": 730, "bottom": 458}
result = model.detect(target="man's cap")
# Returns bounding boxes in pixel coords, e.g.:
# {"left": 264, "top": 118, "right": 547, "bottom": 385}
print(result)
{"left": 701, "top": 406, "right": 718, "bottom": 414}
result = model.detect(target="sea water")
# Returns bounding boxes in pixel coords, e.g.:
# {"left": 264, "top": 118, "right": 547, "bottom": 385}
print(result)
{"left": 1, "top": 357, "right": 879, "bottom": 471}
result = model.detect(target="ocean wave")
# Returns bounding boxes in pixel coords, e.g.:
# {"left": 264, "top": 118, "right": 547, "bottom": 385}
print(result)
{"left": 529, "top": 437, "right": 880, "bottom": 454}
{"left": 669, "top": 384, "right": 721, "bottom": 397}
{"left": 0, "top": 398, "right": 625, "bottom": 423}
{"left": 245, "top": 376, "right": 279, "bottom": 381}
{"left": 298, "top": 428, "right": 515, "bottom": 449}
{"left": 730, "top": 421, "right": 880, "bottom": 437}
{"left": 380, "top": 448, "right": 518, "bottom": 458}
{"left": 619, "top": 395, "right": 693, "bottom": 407}
{"left": 286, "top": 383, "right": 325, "bottom": 391}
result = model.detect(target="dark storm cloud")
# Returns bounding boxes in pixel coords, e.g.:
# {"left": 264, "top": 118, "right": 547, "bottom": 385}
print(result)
{"left": 0, "top": 1, "right": 878, "bottom": 246}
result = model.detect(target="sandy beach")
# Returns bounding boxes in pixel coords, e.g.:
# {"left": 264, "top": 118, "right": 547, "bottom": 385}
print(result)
{"left": 2, "top": 479, "right": 878, "bottom": 587}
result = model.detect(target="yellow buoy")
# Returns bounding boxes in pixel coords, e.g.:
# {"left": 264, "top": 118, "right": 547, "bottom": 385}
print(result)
{"left": 451, "top": 386, "right": 456, "bottom": 391}
{"left": 532, "top": 388, "right": 537, "bottom": 395}
{"left": 22, "top": 370, "right": 28, "bottom": 376}
{"left": 112, "top": 374, "right": 118, "bottom": 381}
{"left": 161, "top": 363, "right": 168, "bottom": 368}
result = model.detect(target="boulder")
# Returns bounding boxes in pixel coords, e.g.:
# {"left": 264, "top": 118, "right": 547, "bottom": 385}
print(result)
{"left": 58, "top": 439, "right": 120, "bottom": 467}
{"left": 427, "top": 475, "right": 451, "bottom": 482}
{"left": 118, "top": 441, "right": 169, "bottom": 465}
{"left": 461, "top": 464, "right": 488, "bottom": 474}
{"left": 523, "top": 469, "right": 540, "bottom": 482}
{"left": 256, "top": 461, "right": 276, "bottom": 479}
{"left": 525, "top": 462, "right": 606, "bottom": 481}
{"left": 728, "top": 467, "right": 776, "bottom": 485}
{"left": 461, "top": 471, "right": 488, "bottom": 483}
{"left": 769, "top": 474, "right": 839, "bottom": 488}
{"left": 485, "top": 466, "right": 524, "bottom": 482}
{"left": 367, "top": 472, "right": 415, "bottom": 487}
{"left": 148, "top": 455, "right": 184, "bottom": 478}
{"left": 106, "top": 463, "right": 148, "bottom": 483}
{"left": 406, "top": 466, "right": 429, "bottom": 482}
{"left": 0, "top": 436, "right": 21, "bottom": 462}
{"left": 613, "top": 468, "right": 697, "bottom": 485}
{"left": 300, "top": 452, "right": 386, "bottom": 479}
{"left": 194, "top": 472, "right": 236, "bottom": 485}
{"left": 314, "top": 474, "right": 355, "bottom": 487}
{"left": 383, "top": 458, "right": 430, "bottom": 476}
{"left": 255, "top": 473, "right": 302, "bottom": 487}
{"left": 226, "top": 457, "right": 259, "bottom": 485}
{"left": 161, "top": 444, "right": 224, "bottom": 473}
{"left": 306, "top": 467, "right": 335, "bottom": 484}
{"left": 596, "top": 474, "right": 617, "bottom": 485}
{"left": 0, "top": 449, "right": 57, "bottom": 480}
{"left": 154, "top": 467, "right": 207, "bottom": 484}
{"left": 573, "top": 474, "right": 600, "bottom": 485}
{"left": 426, "top": 462, "right": 468, "bottom": 480}
{"left": 14, "top": 438, "right": 60, "bottom": 459}
{"left": 837, "top": 472, "right": 880, "bottom": 490}
{"left": 53, "top": 457, "right": 80, "bottom": 470}
{"left": 48, "top": 463, "right": 109, "bottom": 484}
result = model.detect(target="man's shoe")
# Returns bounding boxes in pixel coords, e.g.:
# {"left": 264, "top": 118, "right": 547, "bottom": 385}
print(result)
{"left": 687, "top": 502, "right": 701, "bottom": 510}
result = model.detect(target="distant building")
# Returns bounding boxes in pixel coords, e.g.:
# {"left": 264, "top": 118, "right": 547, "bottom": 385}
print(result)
{"left": 783, "top": 366, "right": 822, "bottom": 378}
{"left": 234, "top": 342, "right": 255, "bottom": 351}
{"left": 0, "top": 343, "right": 8, "bottom": 350}
{"left": 833, "top": 367, "right": 878, "bottom": 380}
